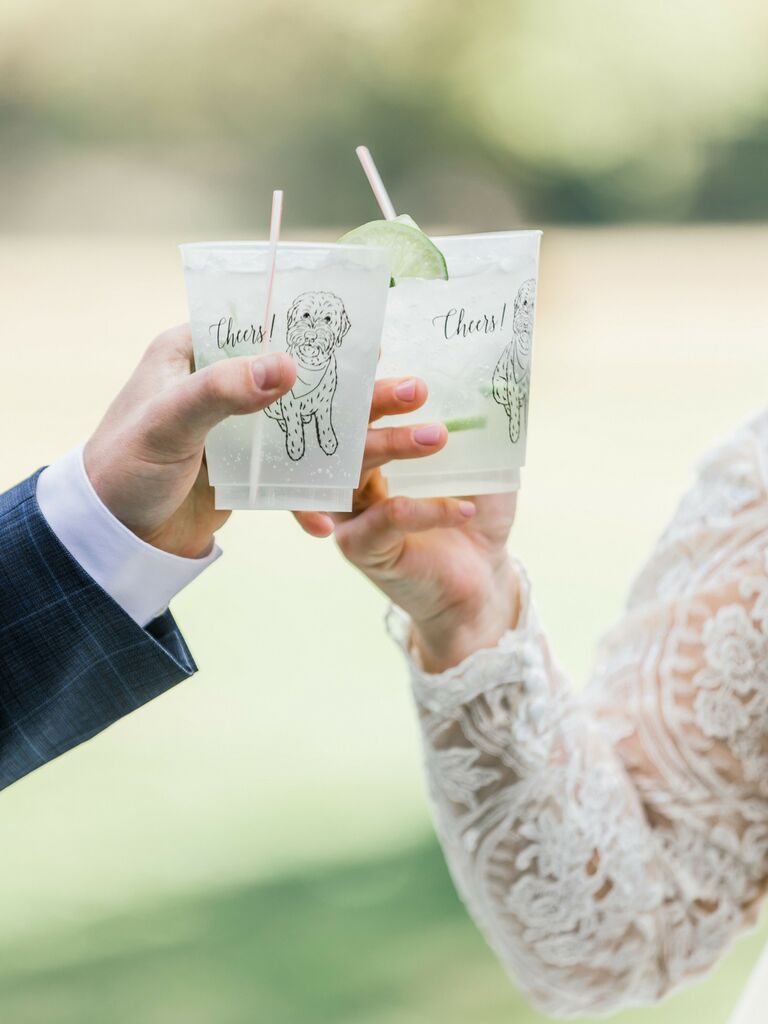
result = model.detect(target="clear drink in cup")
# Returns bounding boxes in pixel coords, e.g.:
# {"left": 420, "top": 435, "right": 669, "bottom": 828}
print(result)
{"left": 181, "top": 241, "right": 392, "bottom": 511}
{"left": 377, "top": 230, "right": 542, "bottom": 497}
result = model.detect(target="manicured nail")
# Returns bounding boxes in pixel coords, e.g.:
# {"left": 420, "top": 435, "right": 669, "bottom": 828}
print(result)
{"left": 458, "top": 501, "right": 476, "bottom": 518}
{"left": 252, "top": 353, "right": 285, "bottom": 390}
{"left": 413, "top": 424, "right": 444, "bottom": 446}
{"left": 394, "top": 379, "right": 417, "bottom": 402}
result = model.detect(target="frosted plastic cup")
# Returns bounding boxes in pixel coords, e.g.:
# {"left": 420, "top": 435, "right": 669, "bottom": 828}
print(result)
{"left": 378, "top": 230, "right": 542, "bottom": 497}
{"left": 181, "top": 241, "right": 392, "bottom": 511}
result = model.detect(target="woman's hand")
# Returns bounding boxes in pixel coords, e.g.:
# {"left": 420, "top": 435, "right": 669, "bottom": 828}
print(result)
{"left": 295, "top": 378, "right": 520, "bottom": 672}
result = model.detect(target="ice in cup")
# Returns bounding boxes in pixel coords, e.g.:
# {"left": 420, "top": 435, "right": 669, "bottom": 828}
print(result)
{"left": 377, "top": 230, "right": 542, "bottom": 497}
{"left": 181, "top": 241, "right": 392, "bottom": 511}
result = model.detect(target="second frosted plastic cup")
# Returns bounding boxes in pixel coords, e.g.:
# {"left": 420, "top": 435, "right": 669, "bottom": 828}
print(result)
{"left": 181, "top": 241, "right": 392, "bottom": 511}
{"left": 378, "top": 230, "right": 542, "bottom": 497}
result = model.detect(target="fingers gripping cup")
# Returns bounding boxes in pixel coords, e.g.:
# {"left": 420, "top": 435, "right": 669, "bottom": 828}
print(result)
{"left": 377, "top": 231, "right": 542, "bottom": 497}
{"left": 181, "top": 242, "right": 392, "bottom": 511}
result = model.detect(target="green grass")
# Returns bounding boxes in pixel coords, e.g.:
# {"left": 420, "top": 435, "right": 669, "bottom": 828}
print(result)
{"left": 0, "top": 840, "right": 493, "bottom": 1024}
{"left": 0, "top": 838, "right": 764, "bottom": 1024}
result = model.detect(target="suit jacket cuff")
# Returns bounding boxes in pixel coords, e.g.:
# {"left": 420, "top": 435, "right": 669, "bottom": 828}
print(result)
{"left": 36, "top": 444, "right": 221, "bottom": 627}
{"left": 0, "top": 471, "right": 197, "bottom": 789}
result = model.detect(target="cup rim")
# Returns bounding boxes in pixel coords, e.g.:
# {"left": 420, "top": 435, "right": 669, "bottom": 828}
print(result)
{"left": 432, "top": 229, "right": 543, "bottom": 242}
{"left": 179, "top": 240, "right": 389, "bottom": 254}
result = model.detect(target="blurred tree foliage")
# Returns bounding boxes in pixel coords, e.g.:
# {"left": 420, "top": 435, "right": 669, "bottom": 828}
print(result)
{"left": 1, "top": 0, "right": 767, "bottom": 229}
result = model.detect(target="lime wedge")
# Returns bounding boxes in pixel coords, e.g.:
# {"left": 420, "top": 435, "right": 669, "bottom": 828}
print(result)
{"left": 392, "top": 213, "right": 420, "bottom": 229}
{"left": 339, "top": 218, "right": 448, "bottom": 283}
{"left": 444, "top": 415, "right": 487, "bottom": 433}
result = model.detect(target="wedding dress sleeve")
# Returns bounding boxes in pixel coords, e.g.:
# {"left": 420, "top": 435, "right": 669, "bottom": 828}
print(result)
{"left": 388, "top": 411, "right": 768, "bottom": 1017}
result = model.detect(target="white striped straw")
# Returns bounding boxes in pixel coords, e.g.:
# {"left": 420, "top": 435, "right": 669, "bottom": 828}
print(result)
{"left": 355, "top": 146, "right": 397, "bottom": 220}
{"left": 249, "top": 189, "right": 284, "bottom": 506}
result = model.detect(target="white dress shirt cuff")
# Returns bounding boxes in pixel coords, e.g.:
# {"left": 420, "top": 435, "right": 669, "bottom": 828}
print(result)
{"left": 36, "top": 444, "right": 221, "bottom": 628}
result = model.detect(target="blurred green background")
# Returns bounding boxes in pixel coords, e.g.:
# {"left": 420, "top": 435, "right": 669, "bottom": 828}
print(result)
{"left": 2, "top": 0, "right": 768, "bottom": 231}
{"left": 2, "top": 2, "right": 768, "bottom": 1022}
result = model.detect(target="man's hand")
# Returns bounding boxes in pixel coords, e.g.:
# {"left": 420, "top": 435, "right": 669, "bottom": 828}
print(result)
{"left": 295, "top": 378, "right": 520, "bottom": 672}
{"left": 85, "top": 325, "right": 296, "bottom": 558}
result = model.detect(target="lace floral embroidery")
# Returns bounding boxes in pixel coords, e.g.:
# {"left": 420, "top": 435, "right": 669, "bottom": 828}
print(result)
{"left": 392, "top": 415, "right": 768, "bottom": 1017}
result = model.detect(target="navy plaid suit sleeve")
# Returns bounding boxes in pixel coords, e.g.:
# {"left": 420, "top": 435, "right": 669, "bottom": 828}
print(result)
{"left": 0, "top": 471, "right": 197, "bottom": 789}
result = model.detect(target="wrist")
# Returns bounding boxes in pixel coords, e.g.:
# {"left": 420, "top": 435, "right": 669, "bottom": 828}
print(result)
{"left": 36, "top": 444, "right": 222, "bottom": 626}
{"left": 412, "top": 558, "right": 521, "bottom": 673}
{"left": 137, "top": 523, "right": 216, "bottom": 560}
{"left": 83, "top": 438, "right": 218, "bottom": 559}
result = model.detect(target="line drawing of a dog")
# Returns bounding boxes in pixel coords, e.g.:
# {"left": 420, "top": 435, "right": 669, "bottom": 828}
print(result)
{"left": 265, "top": 291, "right": 351, "bottom": 461}
{"left": 492, "top": 279, "right": 535, "bottom": 444}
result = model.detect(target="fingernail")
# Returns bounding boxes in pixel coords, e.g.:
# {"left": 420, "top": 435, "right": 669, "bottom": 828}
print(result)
{"left": 394, "top": 379, "right": 417, "bottom": 402}
{"left": 413, "top": 424, "right": 444, "bottom": 447}
{"left": 459, "top": 501, "right": 476, "bottom": 518}
{"left": 252, "top": 353, "right": 284, "bottom": 390}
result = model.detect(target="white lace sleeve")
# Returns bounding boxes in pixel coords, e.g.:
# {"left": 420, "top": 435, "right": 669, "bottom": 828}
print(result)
{"left": 389, "top": 410, "right": 768, "bottom": 1018}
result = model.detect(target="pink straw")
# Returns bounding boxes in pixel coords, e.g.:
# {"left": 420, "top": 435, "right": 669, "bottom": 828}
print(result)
{"left": 261, "top": 189, "right": 283, "bottom": 348}
{"left": 355, "top": 146, "right": 397, "bottom": 220}
{"left": 249, "top": 189, "right": 284, "bottom": 505}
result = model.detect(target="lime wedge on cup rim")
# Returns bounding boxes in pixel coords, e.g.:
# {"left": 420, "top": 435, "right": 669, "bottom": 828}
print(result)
{"left": 339, "top": 214, "right": 448, "bottom": 284}
{"left": 339, "top": 215, "right": 490, "bottom": 434}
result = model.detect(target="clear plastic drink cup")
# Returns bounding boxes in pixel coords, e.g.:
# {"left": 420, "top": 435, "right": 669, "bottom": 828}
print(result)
{"left": 378, "top": 230, "right": 542, "bottom": 497}
{"left": 181, "top": 241, "right": 392, "bottom": 511}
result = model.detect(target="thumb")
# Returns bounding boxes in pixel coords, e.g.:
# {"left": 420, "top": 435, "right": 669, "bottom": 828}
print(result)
{"left": 150, "top": 352, "right": 296, "bottom": 450}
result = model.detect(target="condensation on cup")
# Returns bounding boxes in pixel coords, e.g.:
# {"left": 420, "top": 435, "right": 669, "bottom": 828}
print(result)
{"left": 181, "top": 241, "right": 392, "bottom": 511}
{"left": 378, "top": 231, "right": 542, "bottom": 498}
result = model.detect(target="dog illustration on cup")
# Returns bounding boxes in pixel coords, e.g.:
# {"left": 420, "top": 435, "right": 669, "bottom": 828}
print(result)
{"left": 492, "top": 279, "right": 535, "bottom": 444}
{"left": 265, "top": 291, "right": 351, "bottom": 461}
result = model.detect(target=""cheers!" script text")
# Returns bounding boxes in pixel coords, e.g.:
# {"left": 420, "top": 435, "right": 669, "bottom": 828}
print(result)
{"left": 431, "top": 302, "right": 507, "bottom": 341}
{"left": 209, "top": 316, "right": 275, "bottom": 350}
